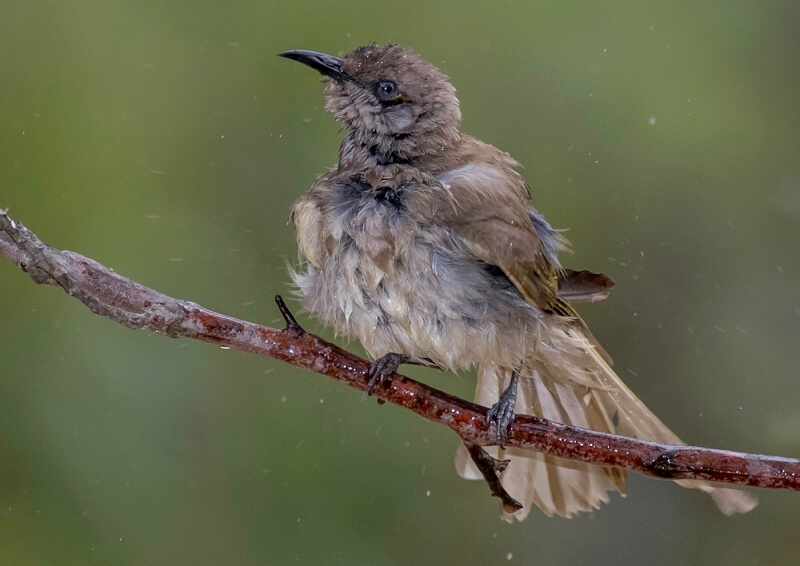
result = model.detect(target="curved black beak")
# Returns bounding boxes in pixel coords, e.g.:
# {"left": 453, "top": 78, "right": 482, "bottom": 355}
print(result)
{"left": 278, "top": 50, "right": 351, "bottom": 82}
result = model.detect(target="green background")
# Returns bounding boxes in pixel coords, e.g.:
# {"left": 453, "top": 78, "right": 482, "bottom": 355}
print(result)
{"left": 2, "top": 1, "right": 799, "bottom": 564}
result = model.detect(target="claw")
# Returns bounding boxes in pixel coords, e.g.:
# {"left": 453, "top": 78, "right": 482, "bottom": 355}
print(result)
{"left": 487, "top": 369, "right": 519, "bottom": 448}
{"left": 367, "top": 352, "right": 409, "bottom": 395}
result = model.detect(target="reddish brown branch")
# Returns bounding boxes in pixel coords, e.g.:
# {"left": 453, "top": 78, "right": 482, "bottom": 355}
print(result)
{"left": 1, "top": 208, "right": 799, "bottom": 494}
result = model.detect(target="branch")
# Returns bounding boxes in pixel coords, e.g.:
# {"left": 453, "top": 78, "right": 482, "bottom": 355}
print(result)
{"left": 2, "top": 209, "right": 799, "bottom": 502}
{"left": 463, "top": 442, "right": 523, "bottom": 513}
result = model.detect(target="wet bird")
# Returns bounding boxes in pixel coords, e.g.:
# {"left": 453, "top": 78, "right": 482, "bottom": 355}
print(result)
{"left": 279, "top": 43, "right": 757, "bottom": 520}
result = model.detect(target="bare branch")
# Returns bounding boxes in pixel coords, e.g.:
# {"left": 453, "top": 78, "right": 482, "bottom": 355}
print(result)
{"left": 463, "top": 442, "right": 523, "bottom": 513}
{"left": 2, "top": 208, "right": 799, "bottom": 497}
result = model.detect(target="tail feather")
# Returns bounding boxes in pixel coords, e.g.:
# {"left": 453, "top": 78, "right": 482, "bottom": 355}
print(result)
{"left": 455, "top": 322, "right": 758, "bottom": 520}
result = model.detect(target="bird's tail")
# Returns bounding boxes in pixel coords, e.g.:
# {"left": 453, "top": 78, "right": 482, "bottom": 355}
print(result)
{"left": 455, "top": 321, "right": 758, "bottom": 521}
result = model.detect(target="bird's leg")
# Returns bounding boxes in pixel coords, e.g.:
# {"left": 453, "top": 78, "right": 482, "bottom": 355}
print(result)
{"left": 367, "top": 353, "right": 412, "bottom": 394}
{"left": 487, "top": 368, "right": 520, "bottom": 448}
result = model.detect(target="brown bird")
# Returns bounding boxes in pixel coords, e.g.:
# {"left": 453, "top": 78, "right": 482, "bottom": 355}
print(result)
{"left": 279, "top": 43, "right": 757, "bottom": 520}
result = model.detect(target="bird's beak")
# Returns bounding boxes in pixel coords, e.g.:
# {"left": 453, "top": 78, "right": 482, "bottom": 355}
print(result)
{"left": 278, "top": 50, "right": 352, "bottom": 83}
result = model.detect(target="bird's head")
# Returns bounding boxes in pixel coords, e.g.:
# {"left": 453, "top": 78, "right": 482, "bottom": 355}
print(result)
{"left": 279, "top": 43, "right": 461, "bottom": 161}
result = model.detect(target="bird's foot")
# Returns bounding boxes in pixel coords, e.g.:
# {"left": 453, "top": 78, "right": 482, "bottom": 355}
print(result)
{"left": 367, "top": 353, "right": 410, "bottom": 394}
{"left": 487, "top": 369, "right": 520, "bottom": 448}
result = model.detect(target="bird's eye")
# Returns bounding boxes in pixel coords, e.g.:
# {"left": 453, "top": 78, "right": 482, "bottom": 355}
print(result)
{"left": 375, "top": 80, "right": 399, "bottom": 100}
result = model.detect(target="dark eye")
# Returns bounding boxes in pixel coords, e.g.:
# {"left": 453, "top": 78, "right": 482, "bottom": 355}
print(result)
{"left": 375, "top": 80, "right": 398, "bottom": 100}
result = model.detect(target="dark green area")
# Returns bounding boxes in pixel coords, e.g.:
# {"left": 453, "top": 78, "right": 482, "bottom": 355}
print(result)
{"left": 1, "top": 1, "right": 799, "bottom": 564}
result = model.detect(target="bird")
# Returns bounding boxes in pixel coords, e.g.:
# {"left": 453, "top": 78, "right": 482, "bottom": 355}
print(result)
{"left": 278, "top": 43, "right": 757, "bottom": 520}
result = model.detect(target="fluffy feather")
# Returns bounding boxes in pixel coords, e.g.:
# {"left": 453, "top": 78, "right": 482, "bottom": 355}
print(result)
{"left": 455, "top": 323, "right": 757, "bottom": 520}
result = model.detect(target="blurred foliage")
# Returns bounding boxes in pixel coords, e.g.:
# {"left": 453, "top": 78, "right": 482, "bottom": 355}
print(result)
{"left": 1, "top": 1, "right": 799, "bottom": 564}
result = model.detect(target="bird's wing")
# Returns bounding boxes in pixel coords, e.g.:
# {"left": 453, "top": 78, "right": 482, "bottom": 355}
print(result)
{"left": 439, "top": 203, "right": 617, "bottom": 307}
{"left": 427, "top": 162, "right": 613, "bottom": 362}
{"left": 429, "top": 164, "right": 563, "bottom": 314}
{"left": 457, "top": 214, "right": 563, "bottom": 312}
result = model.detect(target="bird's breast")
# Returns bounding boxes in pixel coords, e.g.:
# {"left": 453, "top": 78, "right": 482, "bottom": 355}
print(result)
{"left": 294, "top": 171, "right": 542, "bottom": 371}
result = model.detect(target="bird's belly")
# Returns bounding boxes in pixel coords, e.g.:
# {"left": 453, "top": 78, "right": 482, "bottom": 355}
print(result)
{"left": 293, "top": 231, "right": 542, "bottom": 372}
